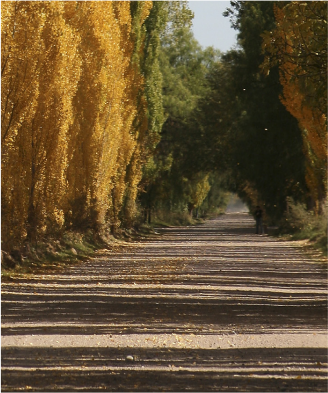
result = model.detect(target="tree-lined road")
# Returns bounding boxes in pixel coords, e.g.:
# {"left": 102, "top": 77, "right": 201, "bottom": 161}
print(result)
{"left": 2, "top": 213, "right": 327, "bottom": 391}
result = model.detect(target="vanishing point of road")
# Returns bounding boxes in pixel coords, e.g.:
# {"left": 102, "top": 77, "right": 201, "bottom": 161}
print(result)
{"left": 2, "top": 213, "right": 327, "bottom": 391}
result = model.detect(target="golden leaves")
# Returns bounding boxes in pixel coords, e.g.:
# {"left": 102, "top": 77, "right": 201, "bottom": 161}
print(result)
{"left": 261, "top": 1, "right": 327, "bottom": 204}
{"left": 2, "top": 1, "right": 154, "bottom": 247}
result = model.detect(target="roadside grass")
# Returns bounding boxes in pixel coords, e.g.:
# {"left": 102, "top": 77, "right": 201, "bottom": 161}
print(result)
{"left": 312, "top": 235, "right": 327, "bottom": 255}
{"left": 1, "top": 225, "right": 161, "bottom": 280}
{"left": 1, "top": 231, "right": 102, "bottom": 279}
{"left": 151, "top": 210, "right": 195, "bottom": 227}
{"left": 150, "top": 209, "right": 219, "bottom": 228}
{"left": 278, "top": 198, "right": 327, "bottom": 257}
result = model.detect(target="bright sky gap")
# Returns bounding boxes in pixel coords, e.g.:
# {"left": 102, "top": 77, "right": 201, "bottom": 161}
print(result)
{"left": 188, "top": 1, "right": 237, "bottom": 51}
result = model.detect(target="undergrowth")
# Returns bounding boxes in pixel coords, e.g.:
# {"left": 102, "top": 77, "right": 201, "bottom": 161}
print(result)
{"left": 279, "top": 197, "right": 327, "bottom": 256}
{"left": 151, "top": 210, "right": 204, "bottom": 227}
{"left": 1, "top": 231, "right": 101, "bottom": 278}
{"left": 1, "top": 225, "right": 158, "bottom": 279}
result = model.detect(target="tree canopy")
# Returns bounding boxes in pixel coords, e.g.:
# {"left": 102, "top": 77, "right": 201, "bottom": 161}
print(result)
{"left": 261, "top": 1, "right": 327, "bottom": 211}
{"left": 2, "top": 1, "right": 326, "bottom": 257}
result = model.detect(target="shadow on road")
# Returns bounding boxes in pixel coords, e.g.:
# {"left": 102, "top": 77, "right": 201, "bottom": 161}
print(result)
{"left": 2, "top": 347, "right": 327, "bottom": 392}
{"left": 2, "top": 214, "right": 327, "bottom": 391}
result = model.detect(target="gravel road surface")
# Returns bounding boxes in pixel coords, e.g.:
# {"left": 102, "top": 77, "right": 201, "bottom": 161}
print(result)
{"left": 2, "top": 213, "right": 327, "bottom": 391}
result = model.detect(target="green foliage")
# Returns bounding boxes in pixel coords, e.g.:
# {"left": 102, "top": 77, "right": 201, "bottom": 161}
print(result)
{"left": 160, "top": 27, "right": 219, "bottom": 120}
{"left": 261, "top": 1, "right": 327, "bottom": 207}
{"left": 137, "top": 1, "right": 167, "bottom": 150}
{"left": 152, "top": 210, "right": 195, "bottom": 227}
{"left": 200, "top": 174, "right": 231, "bottom": 217}
{"left": 198, "top": 1, "right": 307, "bottom": 221}
{"left": 279, "top": 197, "right": 327, "bottom": 255}
{"left": 139, "top": 2, "right": 225, "bottom": 222}
{"left": 137, "top": 2, "right": 177, "bottom": 218}
{"left": 161, "top": 0, "right": 194, "bottom": 40}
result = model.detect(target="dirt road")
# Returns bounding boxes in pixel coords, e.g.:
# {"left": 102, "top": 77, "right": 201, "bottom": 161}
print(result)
{"left": 2, "top": 213, "right": 327, "bottom": 391}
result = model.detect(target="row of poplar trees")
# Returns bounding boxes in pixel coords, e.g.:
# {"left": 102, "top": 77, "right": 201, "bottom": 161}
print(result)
{"left": 2, "top": 1, "right": 327, "bottom": 254}
{"left": 262, "top": 1, "right": 327, "bottom": 211}
{"left": 2, "top": 1, "right": 170, "bottom": 250}
{"left": 194, "top": 0, "right": 327, "bottom": 220}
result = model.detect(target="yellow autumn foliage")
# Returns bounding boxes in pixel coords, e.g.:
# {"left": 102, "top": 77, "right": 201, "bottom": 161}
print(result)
{"left": 280, "top": 69, "right": 327, "bottom": 205}
{"left": 261, "top": 2, "right": 327, "bottom": 208}
{"left": 1, "top": 1, "right": 154, "bottom": 250}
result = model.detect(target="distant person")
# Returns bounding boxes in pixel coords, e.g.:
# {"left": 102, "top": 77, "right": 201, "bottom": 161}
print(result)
{"left": 254, "top": 205, "right": 263, "bottom": 234}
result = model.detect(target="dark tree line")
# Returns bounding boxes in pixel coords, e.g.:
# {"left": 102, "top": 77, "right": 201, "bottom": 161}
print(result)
{"left": 141, "top": 1, "right": 326, "bottom": 225}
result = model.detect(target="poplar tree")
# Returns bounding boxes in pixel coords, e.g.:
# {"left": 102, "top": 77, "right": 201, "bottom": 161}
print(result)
{"left": 141, "top": 1, "right": 219, "bottom": 219}
{"left": 2, "top": 1, "right": 81, "bottom": 244}
{"left": 1, "top": 1, "right": 165, "bottom": 253}
{"left": 262, "top": 1, "right": 327, "bottom": 210}
{"left": 213, "top": 1, "right": 307, "bottom": 220}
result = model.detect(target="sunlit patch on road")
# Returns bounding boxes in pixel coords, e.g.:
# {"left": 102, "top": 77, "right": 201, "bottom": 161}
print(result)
{"left": 2, "top": 214, "right": 327, "bottom": 391}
